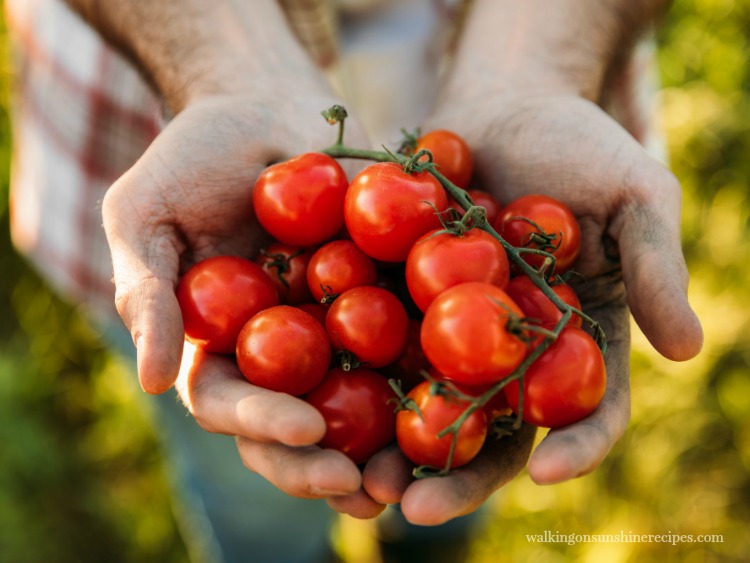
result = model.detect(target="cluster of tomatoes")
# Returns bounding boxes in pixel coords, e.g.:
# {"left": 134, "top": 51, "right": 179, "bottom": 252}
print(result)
{"left": 176, "top": 128, "right": 606, "bottom": 473}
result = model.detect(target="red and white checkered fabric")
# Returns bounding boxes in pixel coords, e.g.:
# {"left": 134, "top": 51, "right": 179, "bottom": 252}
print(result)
{"left": 6, "top": 0, "right": 163, "bottom": 321}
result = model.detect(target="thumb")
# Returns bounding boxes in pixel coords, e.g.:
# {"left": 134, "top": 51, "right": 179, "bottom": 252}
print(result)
{"left": 615, "top": 169, "right": 703, "bottom": 361}
{"left": 103, "top": 176, "right": 185, "bottom": 394}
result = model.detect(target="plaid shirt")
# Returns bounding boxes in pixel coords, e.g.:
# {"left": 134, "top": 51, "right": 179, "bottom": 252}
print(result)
{"left": 5, "top": 0, "right": 661, "bottom": 324}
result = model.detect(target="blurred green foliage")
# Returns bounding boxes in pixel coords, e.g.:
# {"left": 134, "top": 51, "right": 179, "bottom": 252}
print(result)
{"left": 0, "top": 4, "right": 188, "bottom": 562}
{"left": 1, "top": 0, "right": 748, "bottom": 562}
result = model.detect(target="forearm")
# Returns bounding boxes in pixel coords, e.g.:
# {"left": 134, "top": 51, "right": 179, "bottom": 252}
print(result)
{"left": 64, "top": 0, "right": 325, "bottom": 112}
{"left": 444, "top": 0, "right": 670, "bottom": 103}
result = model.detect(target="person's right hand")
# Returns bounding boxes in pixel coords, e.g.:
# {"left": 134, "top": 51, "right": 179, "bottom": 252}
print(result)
{"left": 102, "top": 89, "right": 378, "bottom": 503}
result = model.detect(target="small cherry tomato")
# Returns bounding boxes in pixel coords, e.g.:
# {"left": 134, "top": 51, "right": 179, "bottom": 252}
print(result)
{"left": 325, "top": 286, "right": 409, "bottom": 369}
{"left": 306, "top": 240, "right": 378, "bottom": 303}
{"left": 494, "top": 194, "right": 581, "bottom": 273}
{"left": 345, "top": 162, "right": 448, "bottom": 262}
{"left": 421, "top": 282, "right": 527, "bottom": 386}
{"left": 177, "top": 256, "right": 279, "bottom": 354}
{"left": 415, "top": 129, "right": 473, "bottom": 188}
{"left": 396, "top": 381, "right": 487, "bottom": 469}
{"left": 253, "top": 153, "right": 348, "bottom": 246}
{"left": 504, "top": 327, "right": 606, "bottom": 428}
{"left": 505, "top": 274, "right": 582, "bottom": 330}
{"left": 236, "top": 305, "right": 331, "bottom": 396}
{"left": 406, "top": 228, "right": 510, "bottom": 313}
{"left": 305, "top": 367, "right": 397, "bottom": 464}
{"left": 256, "top": 243, "right": 314, "bottom": 305}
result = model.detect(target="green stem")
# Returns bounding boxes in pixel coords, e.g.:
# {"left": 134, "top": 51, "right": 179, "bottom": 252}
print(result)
{"left": 323, "top": 144, "right": 402, "bottom": 163}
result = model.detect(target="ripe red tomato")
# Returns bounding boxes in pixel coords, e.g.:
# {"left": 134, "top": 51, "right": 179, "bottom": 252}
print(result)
{"left": 305, "top": 367, "right": 397, "bottom": 464}
{"left": 236, "top": 306, "right": 331, "bottom": 396}
{"left": 448, "top": 189, "right": 502, "bottom": 224}
{"left": 494, "top": 195, "right": 581, "bottom": 273}
{"left": 396, "top": 381, "right": 487, "bottom": 469}
{"left": 325, "top": 286, "right": 409, "bottom": 369}
{"left": 253, "top": 153, "right": 348, "bottom": 246}
{"left": 505, "top": 274, "right": 582, "bottom": 330}
{"left": 415, "top": 129, "right": 473, "bottom": 188}
{"left": 504, "top": 327, "right": 606, "bottom": 428}
{"left": 421, "top": 282, "right": 527, "bottom": 386}
{"left": 306, "top": 240, "right": 378, "bottom": 303}
{"left": 176, "top": 256, "right": 279, "bottom": 354}
{"left": 256, "top": 243, "right": 313, "bottom": 305}
{"left": 344, "top": 162, "right": 448, "bottom": 262}
{"left": 405, "top": 228, "right": 510, "bottom": 312}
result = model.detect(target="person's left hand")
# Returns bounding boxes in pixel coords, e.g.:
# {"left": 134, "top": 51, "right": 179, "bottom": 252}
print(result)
{"left": 330, "top": 423, "right": 536, "bottom": 523}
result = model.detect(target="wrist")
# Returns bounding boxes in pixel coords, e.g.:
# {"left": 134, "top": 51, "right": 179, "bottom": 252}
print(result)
{"left": 66, "top": 0, "right": 328, "bottom": 113}
{"left": 441, "top": 0, "right": 669, "bottom": 104}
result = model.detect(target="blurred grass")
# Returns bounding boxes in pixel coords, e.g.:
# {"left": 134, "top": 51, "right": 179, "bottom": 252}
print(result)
{"left": 1, "top": 0, "right": 749, "bottom": 562}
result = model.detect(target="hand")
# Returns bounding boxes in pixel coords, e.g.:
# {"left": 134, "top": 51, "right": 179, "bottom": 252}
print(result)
{"left": 175, "top": 343, "right": 365, "bottom": 500}
{"left": 102, "top": 90, "right": 378, "bottom": 502}
{"left": 329, "top": 423, "right": 536, "bottom": 524}
{"left": 421, "top": 93, "right": 703, "bottom": 484}
{"left": 103, "top": 91, "right": 368, "bottom": 393}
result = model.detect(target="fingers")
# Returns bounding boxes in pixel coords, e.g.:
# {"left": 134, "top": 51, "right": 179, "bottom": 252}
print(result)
{"left": 103, "top": 174, "right": 185, "bottom": 394}
{"left": 326, "top": 488, "right": 387, "bottom": 520}
{"left": 177, "top": 345, "right": 363, "bottom": 499}
{"left": 527, "top": 296, "right": 631, "bottom": 484}
{"left": 613, "top": 166, "right": 703, "bottom": 362}
{"left": 236, "top": 439, "right": 362, "bottom": 498}
{"left": 362, "top": 444, "right": 415, "bottom": 505}
{"left": 395, "top": 424, "right": 535, "bottom": 526}
{"left": 177, "top": 344, "right": 327, "bottom": 446}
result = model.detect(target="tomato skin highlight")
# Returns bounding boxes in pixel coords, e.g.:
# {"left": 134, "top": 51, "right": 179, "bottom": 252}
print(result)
{"left": 305, "top": 368, "right": 397, "bottom": 464}
{"left": 406, "top": 228, "right": 510, "bottom": 313}
{"left": 256, "top": 243, "right": 314, "bottom": 305}
{"left": 415, "top": 129, "right": 474, "bottom": 189}
{"left": 421, "top": 282, "right": 527, "bottom": 387}
{"left": 396, "top": 381, "right": 487, "bottom": 469}
{"left": 494, "top": 194, "right": 581, "bottom": 273}
{"left": 325, "top": 286, "right": 409, "bottom": 369}
{"left": 344, "top": 162, "right": 448, "bottom": 263}
{"left": 504, "top": 327, "right": 606, "bottom": 429}
{"left": 505, "top": 274, "right": 582, "bottom": 330}
{"left": 306, "top": 240, "right": 378, "bottom": 303}
{"left": 236, "top": 306, "right": 332, "bottom": 396}
{"left": 253, "top": 153, "right": 349, "bottom": 246}
{"left": 177, "top": 256, "right": 279, "bottom": 354}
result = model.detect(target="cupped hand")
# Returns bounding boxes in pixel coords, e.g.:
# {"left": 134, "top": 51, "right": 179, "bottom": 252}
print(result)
{"left": 337, "top": 423, "right": 536, "bottom": 524}
{"left": 103, "top": 91, "right": 368, "bottom": 394}
{"left": 420, "top": 94, "right": 703, "bottom": 484}
{"left": 175, "top": 342, "right": 365, "bottom": 500}
{"left": 102, "top": 89, "right": 375, "bottom": 502}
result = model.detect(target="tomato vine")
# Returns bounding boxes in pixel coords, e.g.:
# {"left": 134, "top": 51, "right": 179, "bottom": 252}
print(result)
{"left": 320, "top": 104, "right": 608, "bottom": 476}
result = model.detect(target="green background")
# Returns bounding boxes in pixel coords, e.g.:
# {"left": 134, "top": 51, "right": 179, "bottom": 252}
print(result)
{"left": 1, "top": 1, "right": 748, "bottom": 562}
